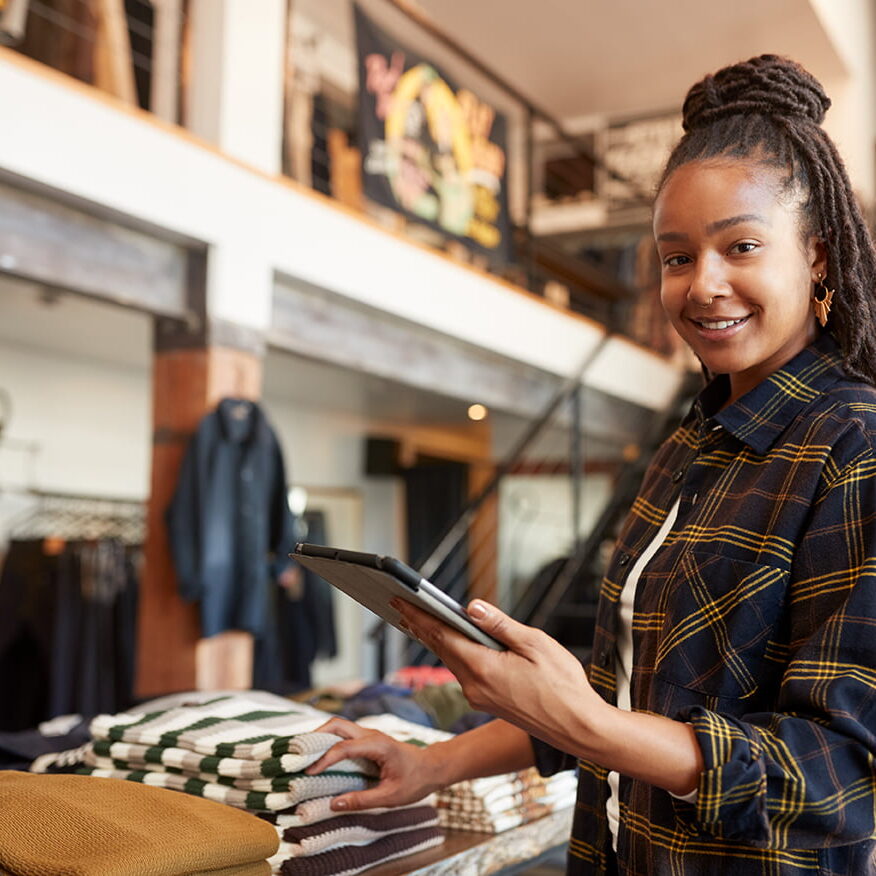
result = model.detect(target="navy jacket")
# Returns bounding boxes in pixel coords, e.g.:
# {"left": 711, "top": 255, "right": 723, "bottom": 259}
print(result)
{"left": 166, "top": 398, "right": 296, "bottom": 639}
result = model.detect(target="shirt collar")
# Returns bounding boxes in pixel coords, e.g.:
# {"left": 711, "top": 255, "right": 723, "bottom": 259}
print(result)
{"left": 217, "top": 397, "right": 260, "bottom": 444}
{"left": 694, "top": 332, "right": 846, "bottom": 455}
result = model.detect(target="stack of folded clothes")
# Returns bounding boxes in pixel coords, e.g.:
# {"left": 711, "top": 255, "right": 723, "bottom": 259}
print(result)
{"left": 30, "top": 695, "right": 445, "bottom": 876}
{"left": 434, "top": 769, "right": 578, "bottom": 834}
{"left": 71, "top": 695, "right": 377, "bottom": 812}
{"left": 0, "top": 770, "right": 279, "bottom": 875}
{"left": 261, "top": 796, "right": 443, "bottom": 875}
{"left": 355, "top": 713, "right": 577, "bottom": 835}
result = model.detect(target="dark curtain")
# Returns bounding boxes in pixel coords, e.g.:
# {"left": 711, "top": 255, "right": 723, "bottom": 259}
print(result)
{"left": 404, "top": 457, "right": 469, "bottom": 600}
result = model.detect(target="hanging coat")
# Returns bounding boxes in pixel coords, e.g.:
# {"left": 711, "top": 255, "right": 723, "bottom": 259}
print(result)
{"left": 166, "top": 398, "right": 296, "bottom": 639}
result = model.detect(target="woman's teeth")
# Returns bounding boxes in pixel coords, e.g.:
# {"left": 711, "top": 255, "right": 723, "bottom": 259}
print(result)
{"left": 699, "top": 317, "right": 746, "bottom": 330}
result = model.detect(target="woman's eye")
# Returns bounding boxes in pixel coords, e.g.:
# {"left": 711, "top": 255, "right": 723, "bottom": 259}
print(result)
{"left": 664, "top": 255, "right": 690, "bottom": 267}
{"left": 730, "top": 241, "right": 758, "bottom": 255}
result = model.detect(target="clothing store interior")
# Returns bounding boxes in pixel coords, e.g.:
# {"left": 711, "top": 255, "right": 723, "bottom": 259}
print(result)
{"left": 1, "top": 1, "right": 875, "bottom": 875}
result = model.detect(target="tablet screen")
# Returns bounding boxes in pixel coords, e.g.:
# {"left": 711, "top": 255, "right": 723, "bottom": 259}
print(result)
{"left": 293, "top": 544, "right": 505, "bottom": 651}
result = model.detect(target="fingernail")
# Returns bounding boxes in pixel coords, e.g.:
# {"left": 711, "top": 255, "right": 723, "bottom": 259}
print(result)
{"left": 468, "top": 601, "right": 488, "bottom": 620}
{"left": 332, "top": 799, "right": 348, "bottom": 810}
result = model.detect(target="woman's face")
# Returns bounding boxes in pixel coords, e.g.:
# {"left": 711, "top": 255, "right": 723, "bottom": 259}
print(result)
{"left": 653, "top": 160, "right": 826, "bottom": 404}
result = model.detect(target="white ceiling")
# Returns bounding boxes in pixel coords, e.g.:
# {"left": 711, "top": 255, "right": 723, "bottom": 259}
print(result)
{"left": 301, "top": 0, "right": 846, "bottom": 122}
{"left": 412, "top": 0, "right": 845, "bottom": 120}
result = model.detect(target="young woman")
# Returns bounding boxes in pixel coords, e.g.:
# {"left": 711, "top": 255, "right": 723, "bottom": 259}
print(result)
{"left": 308, "top": 55, "right": 876, "bottom": 875}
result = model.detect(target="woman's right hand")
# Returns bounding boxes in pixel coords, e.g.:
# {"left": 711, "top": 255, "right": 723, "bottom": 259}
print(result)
{"left": 306, "top": 717, "right": 447, "bottom": 812}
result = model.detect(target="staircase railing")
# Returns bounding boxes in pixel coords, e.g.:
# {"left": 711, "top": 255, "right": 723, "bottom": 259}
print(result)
{"left": 372, "top": 339, "right": 695, "bottom": 671}
{"left": 515, "top": 373, "right": 697, "bottom": 636}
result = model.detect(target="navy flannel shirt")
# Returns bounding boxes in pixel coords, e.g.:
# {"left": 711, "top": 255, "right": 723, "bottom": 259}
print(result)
{"left": 534, "top": 332, "right": 876, "bottom": 874}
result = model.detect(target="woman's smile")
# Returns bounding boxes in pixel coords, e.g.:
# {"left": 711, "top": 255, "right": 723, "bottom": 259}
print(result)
{"left": 688, "top": 313, "right": 752, "bottom": 340}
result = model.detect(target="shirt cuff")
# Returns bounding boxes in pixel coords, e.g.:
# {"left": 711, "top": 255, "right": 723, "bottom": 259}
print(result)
{"left": 676, "top": 706, "right": 769, "bottom": 842}
{"left": 529, "top": 734, "right": 577, "bottom": 777}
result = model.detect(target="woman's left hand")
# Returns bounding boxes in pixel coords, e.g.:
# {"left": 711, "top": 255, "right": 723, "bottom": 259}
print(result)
{"left": 391, "top": 597, "right": 609, "bottom": 757}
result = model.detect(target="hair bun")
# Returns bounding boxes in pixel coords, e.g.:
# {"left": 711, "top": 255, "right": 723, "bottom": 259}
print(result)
{"left": 682, "top": 54, "right": 830, "bottom": 132}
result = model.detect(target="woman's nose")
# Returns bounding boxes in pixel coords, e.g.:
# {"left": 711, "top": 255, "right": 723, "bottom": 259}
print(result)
{"left": 687, "top": 254, "right": 728, "bottom": 307}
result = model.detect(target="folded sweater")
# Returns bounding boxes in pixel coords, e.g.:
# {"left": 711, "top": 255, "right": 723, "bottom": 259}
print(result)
{"left": 0, "top": 771, "right": 279, "bottom": 876}
{"left": 74, "top": 766, "right": 371, "bottom": 812}
{"left": 278, "top": 826, "right": 443, "bottom": 876}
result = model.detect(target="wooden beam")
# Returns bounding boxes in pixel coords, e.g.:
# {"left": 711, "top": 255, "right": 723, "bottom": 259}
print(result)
{"left": 0, "top": 179, "right": 187, "bottom": 316}
{"left": 270, "top": 277, "right": 653, "bottom": 445}
{"left": 270, "top": 277, "right": 558, "bottom": 421}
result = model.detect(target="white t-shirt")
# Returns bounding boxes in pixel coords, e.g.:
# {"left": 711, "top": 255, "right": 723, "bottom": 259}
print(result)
{"left": 605, "top": 498, "right": 688, "bottom": 850}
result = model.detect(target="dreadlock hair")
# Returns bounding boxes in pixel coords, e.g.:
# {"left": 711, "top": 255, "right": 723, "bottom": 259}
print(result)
{"left": 657, "top": 54, "right": 876, "bottom": 385}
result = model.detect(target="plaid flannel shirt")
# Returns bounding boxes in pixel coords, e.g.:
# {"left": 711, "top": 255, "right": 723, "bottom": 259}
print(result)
{"left": 534, "top": 332, "right": 876, "bottom": 875}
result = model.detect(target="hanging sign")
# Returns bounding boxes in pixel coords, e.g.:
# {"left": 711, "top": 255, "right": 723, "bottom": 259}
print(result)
{"left": 354, "top": 6, "right": 512, "bottom": 262}
{"left": 599, "top": 113, "right": 683, "bottom": 208}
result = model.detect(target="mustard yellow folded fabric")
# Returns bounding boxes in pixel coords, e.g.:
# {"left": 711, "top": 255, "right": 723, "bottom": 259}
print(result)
{"left": 0, "top": 772, "right": 279, "bottom": 876}
{"left": 189, "top": 866, "right": 269, "bottom": 876}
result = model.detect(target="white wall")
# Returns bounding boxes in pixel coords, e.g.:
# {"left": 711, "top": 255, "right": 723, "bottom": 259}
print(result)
{"left": 809, "top": 0, "right": 876, "bottom": 203}
{"left": 497, "top": 473, "right": 613, "bottom": 609}
{"left": 266, "top": 399, "right": 405, "bottom": 684}
{"left": 0, "top": 344, "right": 152, "bottom": 501}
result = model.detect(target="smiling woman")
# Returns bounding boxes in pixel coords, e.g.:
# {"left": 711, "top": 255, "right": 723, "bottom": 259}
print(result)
{"left": 654, "top": 160, "right": 825, "bottom": 404}
{"left": 306, "top": 56, "right": 876, "bottom": 876}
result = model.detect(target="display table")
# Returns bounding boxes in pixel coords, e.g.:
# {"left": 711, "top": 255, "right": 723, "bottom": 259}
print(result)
{"left": 365, "top": 807, "right": 573, "bottom": 876}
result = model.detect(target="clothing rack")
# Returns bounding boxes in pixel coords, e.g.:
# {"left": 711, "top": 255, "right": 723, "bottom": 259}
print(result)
{"left": 0, "top": 489, "right": 143, "bottom": 729}
{"left": 2, "top": 487, "right": 146, "bottom": 544}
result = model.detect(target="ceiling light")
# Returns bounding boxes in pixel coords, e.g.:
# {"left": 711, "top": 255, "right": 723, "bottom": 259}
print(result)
{"left": 467, "top": 403, "right": 488, "bottom": 421}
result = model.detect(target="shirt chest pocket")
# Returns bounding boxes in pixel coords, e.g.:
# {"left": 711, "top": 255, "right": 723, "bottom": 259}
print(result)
{"left": 652, "top": 550, "right": 789, "bottom": 700}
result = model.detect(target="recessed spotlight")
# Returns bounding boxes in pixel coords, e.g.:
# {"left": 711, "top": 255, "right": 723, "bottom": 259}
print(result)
{"left": 467, "top": 403, "right": 488, "bottom": 421}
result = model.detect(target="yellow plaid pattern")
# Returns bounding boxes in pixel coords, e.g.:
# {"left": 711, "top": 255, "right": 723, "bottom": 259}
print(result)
{"left": 534, "top": 333, "right": 876, "bottom": 874}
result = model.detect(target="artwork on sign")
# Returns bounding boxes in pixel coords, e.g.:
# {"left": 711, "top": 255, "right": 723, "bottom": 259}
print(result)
{"left": 354, "top": 6, "right": 512, "bottom": 262}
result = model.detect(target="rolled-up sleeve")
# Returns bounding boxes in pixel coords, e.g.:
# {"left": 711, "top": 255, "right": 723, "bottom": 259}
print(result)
{"left": 676, "top": 449, "right": 876, "bottom": 848}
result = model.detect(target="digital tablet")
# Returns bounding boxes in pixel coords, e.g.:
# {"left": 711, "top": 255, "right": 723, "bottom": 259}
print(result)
{"left": 292, "top": 543, "right": 505, "bottom": 652}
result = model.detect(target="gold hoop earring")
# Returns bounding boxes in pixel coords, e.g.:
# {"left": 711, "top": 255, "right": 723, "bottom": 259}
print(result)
{"left": 813, "top": 273, "right": 834, "bottom": 328}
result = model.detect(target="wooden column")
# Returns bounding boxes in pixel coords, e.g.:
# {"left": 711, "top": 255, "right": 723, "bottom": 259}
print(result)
{"left": 136, "top": 304, "right": 265, "bottom": 697}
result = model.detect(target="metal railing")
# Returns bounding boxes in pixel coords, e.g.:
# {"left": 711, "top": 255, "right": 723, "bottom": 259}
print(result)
{"left": 3, "top": 0, "right": 183, "bottom": 121}
{"left": 372, "top": 359, "right": 699, "bottom": 672}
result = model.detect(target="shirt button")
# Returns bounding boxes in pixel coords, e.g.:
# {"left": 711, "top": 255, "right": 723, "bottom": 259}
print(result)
{"left": 618, "top": 553, "right": 631, "bottom": 567}
{"left": 599, "top": 649, "right": 611, "bottom": 667}
{"left": 672, "top": 469, "right": 685, "bottom": 483}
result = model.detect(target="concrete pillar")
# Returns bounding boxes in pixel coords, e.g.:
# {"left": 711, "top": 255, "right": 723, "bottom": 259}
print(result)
{"left": 185, "top": 0, "right": 287, "bottom": 175}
